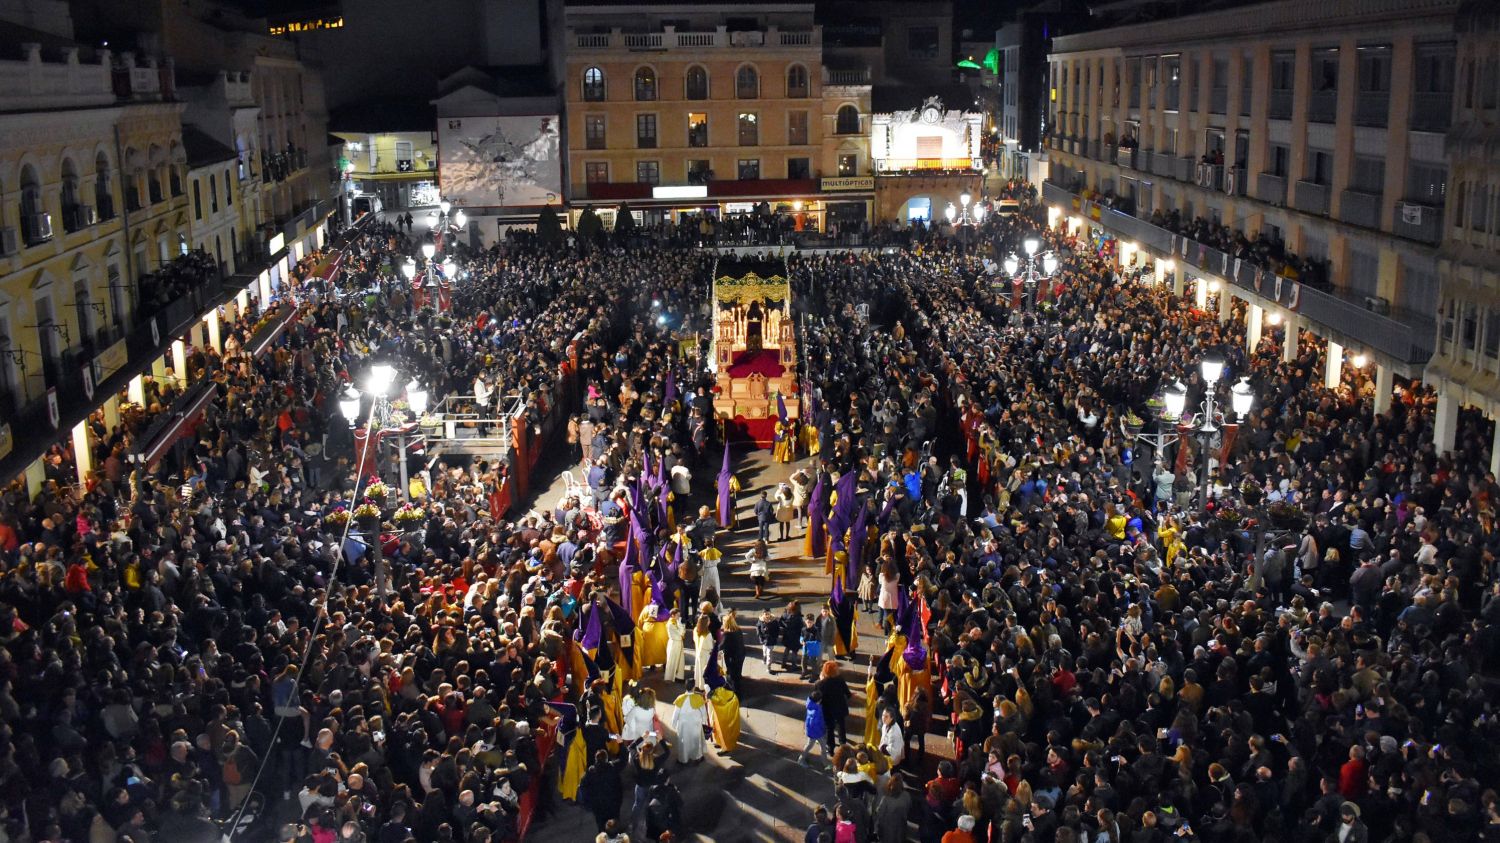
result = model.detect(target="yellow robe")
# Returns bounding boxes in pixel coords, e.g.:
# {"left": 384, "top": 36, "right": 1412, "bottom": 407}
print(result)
{"left": 863, "top": 674, "right": 880, "bottom": 747}
{"left": 707, "top": 686, "right": 741, "bottom": 752}
{"left": 559, "top": 729, "right": 587, "bottom": 800}
{"left": 636, "top": 605, "right": 668, "bottom": 668}
{"left": 630, "top": 571, "right": 652, "bottom": 627}
{"left": 888, "top": 632, "right": 934, "bottom": 710}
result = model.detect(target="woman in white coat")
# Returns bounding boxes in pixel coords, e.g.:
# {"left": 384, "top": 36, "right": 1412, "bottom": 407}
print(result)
{"left": 691, "top": 615, "right": 715, "bottom": 690}
{"left": 663, "top": 609, "right": 687, "bottom": 683}
{"left": 621, "top": 688, "right": 660, "bottom": 743}
{"left": 668, "top": 690, "right": 708, "bottom": 764}
{"left": 878, "top": 707, "right": 905, "bottom": 767}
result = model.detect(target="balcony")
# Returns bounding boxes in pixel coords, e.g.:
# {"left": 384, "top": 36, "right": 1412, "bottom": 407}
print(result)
{"left": 1173, "top": 156, "right": 1194, "bottom": 183}
{"left": 1041, "top": 178, "right": 1435, "bottom": 366}
{"left": 1118, "top": 147, "right": 1139, "bottom": 170}
{"left": 1293, "top": 180, "right": 1330, "bottom": 215}
{"left": 0, "top": 44, "right": 116, "bottom": 111}
{"left": 21, "top": 212, "right": 52, "bottom": 246}
{"left": 1307, "top": 90, "right": 1337, "bottom": 123}
{"left": 1225, "top": 166, "right": 1247, "bottom": 195}
{"left": 1337, "top": 189, "right": 1381, "bottom": 229}
{"left": 1195, "top": 163, "right": 1224, "bottom": 191}
{"left": 1151, "top": 152, "right": 1174, "bottom": 179}
{"left": 1088, "top": 139, "right": 1102, "bottom": 161}
{"left": 826, "top": 68, "right": 871, "bottom": 86}
{"left": 1410, "top": 92, "right": 1452, "bottom": 132}
{"left": 1269, "top": 89, "right": 1292, "bottom": 120}
{"left": 1355, "top": 92, "right": 1389, "bottom": 127}
{"left": 1392, "top": 200, "right": 1442, "bottom": 244}
{"left": 875, "top": 157, "right": 979, "bottom": 173}
{"left": 62, "top": 203, "right": 96, "bottom": 233}
{"left": 570, "top": 26, "right": 821, "bottom": 51}
{"left": 1258, "top": 173, "right": 1288, "bottom": 205}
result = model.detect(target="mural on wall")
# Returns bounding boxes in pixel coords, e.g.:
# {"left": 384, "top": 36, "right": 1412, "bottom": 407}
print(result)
{"left": 439, "top": 115, "right": 562, "bottom": 208}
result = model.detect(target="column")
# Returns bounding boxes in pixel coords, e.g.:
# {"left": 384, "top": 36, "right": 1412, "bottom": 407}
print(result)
{"left": 205, "top": 310, "right": 222, "bottom": 354}
{"left": 1373, "top": 364, "right": 1393, "bottom": 415}
{"left": 1172, "top": 265, "right": 1186, "bottom": 298}
{"left": 127, "top": 374, "right": 144, "bottom": 405}
{"left": 1282, "top": 316, "right": 1300, "bottom": 363}
{"left": 1217, "top": 286, "right": 1232, "bottom": 323}
{"left": 1324, "top": 341, "right": 1343, "bottom": 389}
{"left": 1246, "top": 304, "right": 1263, "bottom": 354}
{"left": 102, "top": 395, "right": 120, "bottom": 432}
{"left": 23, "top": 458, "right": 45, "bottom": 500}
{"left": 1432, "top": 389, "right": 1458, "bottom": 455}
{"left": 1154, "top": 259, "right": 1167, "bottom": 286}
{"left": 171, "top": 339, "right": 187, "bottom": 386}
{"left": 1194, "top": 278, "right": 1207, "bottom": 309}
{"left": 72, "top": 421, "right": 92, "bottom": 485}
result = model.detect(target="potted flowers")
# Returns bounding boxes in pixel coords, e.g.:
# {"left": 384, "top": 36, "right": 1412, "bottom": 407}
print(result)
{"left": 1267, "top": 500, "right": 1308, "bottom": 530}
{"left": 393, "top": 504, "right": 426, "bottom": 528}
{"left": 1123, "top": 412, "right": 1145, "bottom": 438}
{"left": 323, "top": 507, "right": 351, "bottom": 528}
{"left": 363, "top": 477, "right": 390, "bottom": 504}
{"left": 353, "top": 500, "right": 382, "bottom": 532}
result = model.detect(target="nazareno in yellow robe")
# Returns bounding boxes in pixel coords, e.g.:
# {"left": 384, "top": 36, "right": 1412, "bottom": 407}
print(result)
{"left": 863, "top": 673, "right": 881, "bottom": 747}
{"left": 559, "top": 728, "right": 588, "bottom": 800}
{"left": 707, "top": 686, "right": 741, "bottom": 752}
{"left": 636, "top": 604, "right": 668, "bottom": 668}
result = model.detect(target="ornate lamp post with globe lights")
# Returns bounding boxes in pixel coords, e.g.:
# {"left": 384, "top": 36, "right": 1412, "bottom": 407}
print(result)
{"left": 1003, "top": 237, "right": 1060, "bottom": 309}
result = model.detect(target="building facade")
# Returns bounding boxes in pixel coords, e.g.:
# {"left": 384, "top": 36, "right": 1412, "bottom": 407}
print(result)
{"left": 1424, "top": 0, "right": 1500, "bottom": 463}
{"left": 562, "top": 2, "right": 873, "bottom": 229}
{"left": 871, "top": 95, "right": 983, "bottom": 222}
{"left": 1044, "top": 0, "right": 1458, "bottom": 411}
{"left": 334, "top": 129, "right": 441, "bottom": 211}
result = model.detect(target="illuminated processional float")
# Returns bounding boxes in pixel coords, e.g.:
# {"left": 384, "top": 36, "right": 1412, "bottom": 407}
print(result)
{"left": 709, "top": 258, "right": 799, "bottom": 445}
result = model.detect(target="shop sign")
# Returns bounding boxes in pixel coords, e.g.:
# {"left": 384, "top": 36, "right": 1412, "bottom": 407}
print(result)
{"left": 820, "top": 176, "right": 874, "bottom": 192}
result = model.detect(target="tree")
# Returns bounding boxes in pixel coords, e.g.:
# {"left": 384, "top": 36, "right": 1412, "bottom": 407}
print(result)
{"left": 614, "top": 203, "right": 637, "bottom": 237}
{"left": 577, "top": 207, "right": 604, "bottom": 248}
{"left": 536, "top": 205, "right": 563, "bottom": 248}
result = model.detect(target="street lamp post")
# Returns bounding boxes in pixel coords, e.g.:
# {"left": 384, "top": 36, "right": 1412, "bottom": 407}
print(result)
{"left": 1169, "top": 356, "right": 1255, "bottom": 510}
{"left": 1002, "top": 236, "right": 1061, "bottom": 309}
{"left": 339, "top": 362, "right": 399, "bottom": 598}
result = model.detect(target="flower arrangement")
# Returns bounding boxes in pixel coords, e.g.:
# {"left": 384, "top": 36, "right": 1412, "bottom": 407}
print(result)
{"left": 323, "top": 507, "right": 351, "bottom": 527}
{"left": 1215, "top": 507, "right": 1243, "bottom": 525}
{"left": 418, "top": 412, "right": 442, "bottom": 429}
{"left": 363, "top": 477, "right": 390, "bottom": 501}
{"left": 1267, "top": 500, "right": 1308, "bottom": 528}
{"left": 393, "top": 504, "right": 426, "bottom": 526}
{"left": 352, "top": 501, "right": 382, "bottom": 520}
{"left": 1123, "top": 412, "right": 1146, "bottom": 431}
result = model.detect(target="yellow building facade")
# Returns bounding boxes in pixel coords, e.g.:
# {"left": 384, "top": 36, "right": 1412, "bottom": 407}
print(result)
{"left": 563, "top": 2, "right": 872, "bottom": 229}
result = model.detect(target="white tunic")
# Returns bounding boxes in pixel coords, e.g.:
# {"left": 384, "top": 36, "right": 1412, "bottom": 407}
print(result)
{"left": 664, "top": 618, "right": 687, "bottom": 683}
{"left": 621, "top": 696, "right": 657, "bottom": 742}
{"left": 669, "top": 692, "right": 708, "bottom": 763}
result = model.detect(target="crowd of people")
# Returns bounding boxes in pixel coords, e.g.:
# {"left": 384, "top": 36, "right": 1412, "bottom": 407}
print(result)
{"left": 0, "top": 180, "right": 1498, "bottom": 843}
{"left": 778, "top": 197, "right": 1500, "bottom": 843}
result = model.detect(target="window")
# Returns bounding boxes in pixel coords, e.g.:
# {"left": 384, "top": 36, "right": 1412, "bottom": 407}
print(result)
{"left": 1441, "top": 297, "right": 1457, "bottom": 347}
{"left": 685, "top": 112, "right": 708, "bottom": 147}
{"left": 1312, "top": 48, "right": 1339, "bottom": 92}
{"left": 1358, "top": 45, "right": 1392, "bottom": 93}
{"left": 636, "top": 114, "right": 657, "bottom": 148}
{"left": 687, "top": 159, "right": 711, "bottom": 183}
{"left": 1269, "top": 144, "right": 1289, "bottom": 177}
{"left": 1406, "top": 162, "right": 1447, "bottom": 203}
{"left": 634, "top": 66, "right": 657, "bottom": 101}
{"left": 787, "top": 157, "right": 810, "bottom": 179}
{"left": 583, "top": 67, "right": 605, "bottom": 101}
{"left": 193, "top": 180, "right": 203, "bottom": 220}
{"left": 838, "top": 154, "right": 857, "bottom": 176}
{"left": 738, "top": 112, "right": 758, "bottom": 146}
{"left": 736, "top": 65, "right": 759, "bottom": 99}
{"left": 224, "top": 171, "right": 232, "bottom": 205}
{"left": 585, "top": 162, "right": 609, "bottom": 183}
{"left": 1471, "top": 184, "right": 1489, "bottom": 233}
{"left": 394, "top": 141, "right": 414, "bottom": 168}
{"left": 686, "top": 65, "right": 709, "bottom": 100}
{"left": 1164, "top": 55, "right": 1181, "bottom": 110}
{"left": 209, "top": 176, "right": 218, "bottom": 213}
{"left": 786, "top": 65, "right": 808, "bottom": 98}
{"left": 1240, "top": 53, "right": 1253, "bottom": 116}
{"left": 835, "top": 105, "right": 860, "bottom": 135}
{"left": 1484, "top": 59, "right": 1498, "bottom": 109}
{"left": 907, "top": 26, "right": 939, "bottom": 60}
{"left": 1271, "top": 52, "right": 1295, "bottom": 91}
{"left": 788, "top": 111, "right": 808, "bottom": 145}
{"left": 636, "top": 160, "right": 660, "bottom": 184}
{"left": 1351, "top": 156, "right": 1384, "bottom": 195}
{"left": 585, "top": 115, "right": 606, "bottom": 149}
{"left": 737, "top": 159, "right": 760, "bottom": 180}
{"left": 1463, "top": 302, "right": 1479, "bottom": 351}
{"left": 1305, "top": 149, "right": 1332, "bottom": 185}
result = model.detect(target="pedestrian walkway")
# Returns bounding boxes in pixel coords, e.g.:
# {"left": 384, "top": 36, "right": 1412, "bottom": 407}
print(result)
{"left": 522, "top": 447, "right": 951, "bottom": 842}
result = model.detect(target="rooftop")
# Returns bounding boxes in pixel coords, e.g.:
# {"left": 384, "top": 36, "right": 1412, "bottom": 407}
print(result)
{"left": 182, "top": 125, "right": 240, "bottom": 167}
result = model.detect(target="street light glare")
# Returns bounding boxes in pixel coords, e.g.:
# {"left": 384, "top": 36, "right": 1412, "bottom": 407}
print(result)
{"left": 1003, "top": 255, "right": 1020, "bottom": 276}
{"left": 368, "top": 363, "right": 397, "bottom": 397}
{"left": 407, "top": 380, "right": 429, "bottom": 415}
{"left": 421, "top": 242, "right": 436, "bottom": 260}
{"left": 338, "top": 387, "right": 362, "bottom": 423}
{"left": 1200, "top": 357, "right": 1225, "bottom": 384}
{"left": 454, "top": 210, "right": 467, "bottom": 228}
{"left": 1023, "top": 238, "right": 1040, "bottom": 257}
{"left": 1041, "top": 253, "right": 1059, "bottom": 276}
